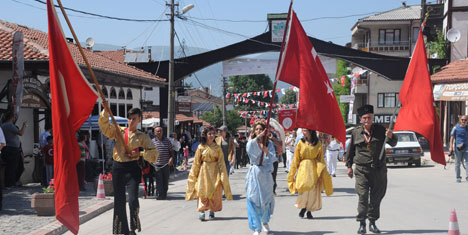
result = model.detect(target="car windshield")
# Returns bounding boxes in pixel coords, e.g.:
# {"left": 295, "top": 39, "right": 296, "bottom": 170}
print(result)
{"left": 397, "top": 133, "right": 416, "bottom": 142}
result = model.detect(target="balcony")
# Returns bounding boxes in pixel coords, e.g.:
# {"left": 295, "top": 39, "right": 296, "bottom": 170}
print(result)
{"left": 352, "top": 41, "right": 410, "bottom": 53}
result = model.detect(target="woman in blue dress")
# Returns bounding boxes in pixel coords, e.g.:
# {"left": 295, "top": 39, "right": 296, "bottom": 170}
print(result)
{"left": 246, "top": 120, "right": 277, "bottom": 235}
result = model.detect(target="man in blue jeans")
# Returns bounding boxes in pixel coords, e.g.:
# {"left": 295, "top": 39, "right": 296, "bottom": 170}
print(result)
{"left": 449, "top": 115, "right": 468, "bottom": 183}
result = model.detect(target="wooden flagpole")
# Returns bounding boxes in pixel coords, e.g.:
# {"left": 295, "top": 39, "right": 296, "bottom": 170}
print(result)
{"left": 54, "top": 0, "right": 131, "bottom": 154}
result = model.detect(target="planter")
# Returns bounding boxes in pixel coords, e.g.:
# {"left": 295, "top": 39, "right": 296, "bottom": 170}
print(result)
{"left": 94, "top": 178, "right": 114, "bottom": 196}
{"left": 31, "top": 193, "right": 55, "bottom": 216}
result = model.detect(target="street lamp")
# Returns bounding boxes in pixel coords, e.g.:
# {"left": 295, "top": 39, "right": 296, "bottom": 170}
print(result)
{"left": 167, "top": 1, "right": 194, "bottom": 138}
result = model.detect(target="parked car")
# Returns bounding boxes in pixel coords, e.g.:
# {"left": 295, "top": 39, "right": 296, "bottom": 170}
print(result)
{"left": 338, "top": 135, "right": 352, "bottom": 162}
{"left": 385, "top": 131, "right": 424, "bottom": 167}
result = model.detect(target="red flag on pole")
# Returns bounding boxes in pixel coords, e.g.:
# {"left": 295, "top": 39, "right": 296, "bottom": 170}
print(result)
{"left": 47, "top": 0, "right": 99, "bottom": 233}
{"left": 394, "top": 25, "right": 445, "bottom": 165}
{"left": 276, "top": 9, "right": 346, "bottom": 144}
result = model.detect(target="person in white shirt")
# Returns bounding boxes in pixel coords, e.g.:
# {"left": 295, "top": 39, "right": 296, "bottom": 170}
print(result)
{"left": 326, "top": 136, "right": 341, "bottom": 177}
{"left": 284, "top": 129, "right": 297, "bottom": 172}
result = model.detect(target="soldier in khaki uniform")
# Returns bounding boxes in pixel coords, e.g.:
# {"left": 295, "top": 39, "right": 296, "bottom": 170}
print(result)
{"left": 346, "top": 105, "right": 397, "bottom": 234}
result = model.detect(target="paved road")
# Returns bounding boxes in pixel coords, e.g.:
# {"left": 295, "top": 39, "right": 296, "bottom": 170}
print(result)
{"left": 70, "top": 158, "right": 468, "bottom": 235}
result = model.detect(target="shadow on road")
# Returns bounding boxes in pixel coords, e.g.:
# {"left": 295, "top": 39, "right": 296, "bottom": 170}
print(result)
{"left": 232, "top": 194, "right": 245, "bottom": 200}
{"left": 333, "top": 187, "right": 356, "bottom": 194}
{"left": 272, "top": 231, "right": 334, "bottom": 235}
{"left": 210, "top": 216, "right": 247, "bottom": 221}
{"left": 387, "top": 165, "right": 435, "bottom": 169}
{"left": 313, "top": 215, "right": 355, "bottom": 220}
{"left": 0, "top": 185, "right": 42, "bottom": 216}
{"left": 383, "top": 229, "right": 446, "bottom": 234}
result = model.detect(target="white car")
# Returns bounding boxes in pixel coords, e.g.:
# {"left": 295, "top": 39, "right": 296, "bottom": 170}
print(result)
{"left": 385, "top": 131, "right": 424, "bottom": 167}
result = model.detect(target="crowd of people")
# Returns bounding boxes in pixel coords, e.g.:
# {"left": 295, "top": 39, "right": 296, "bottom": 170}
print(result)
{"left": 0, "top": 103, "right": 428, "bottom": 235}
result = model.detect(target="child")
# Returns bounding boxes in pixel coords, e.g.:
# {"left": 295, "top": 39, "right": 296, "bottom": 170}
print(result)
{"left": 42, "top": 136, "right": 54, "bottom": 185}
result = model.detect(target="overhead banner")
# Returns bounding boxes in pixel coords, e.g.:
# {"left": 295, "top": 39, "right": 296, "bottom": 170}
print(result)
{"left": 433, "top": 83, "right": 468, "bottom": 101}
{"left": 278, "top": 109, "right": 297, "bottom": 132}
{"left": 222, "top": 57, "right": 336, "bottom": 77}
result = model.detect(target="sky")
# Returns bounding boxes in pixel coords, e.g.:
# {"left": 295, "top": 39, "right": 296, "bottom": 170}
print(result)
{"left": 2, "top": 0, "right": 426, "bottom": 51}
{"left": 2, "top": 0, "right": 426, "bottom": 95}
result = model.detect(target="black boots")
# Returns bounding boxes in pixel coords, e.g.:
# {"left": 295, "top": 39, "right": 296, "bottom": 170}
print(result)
{"left": 299, "top": 208, "right": 306, "bottom": 218}
{"left": 357, "top": 221, "right": 366, "bottom": 234}
{"left": 306, "top": 211, "right": 313, "bottom": 219}
{"left": 369, "top": 220, "right": 381, "bottom": 233}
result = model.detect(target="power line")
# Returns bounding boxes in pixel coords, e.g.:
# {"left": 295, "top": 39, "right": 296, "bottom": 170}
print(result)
{"left": 185, "top": 11, "right": 383, "bottom": 23}
{"left": 174, "top": 30, "right": 205, "bottom": 89}
{"left": 31, "top": 0, "right": 168, "bottom": 22}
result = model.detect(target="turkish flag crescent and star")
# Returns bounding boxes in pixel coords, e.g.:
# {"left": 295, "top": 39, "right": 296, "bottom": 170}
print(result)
{"left": 276, "top": 9, "right": 346, "bottom": 144}
{"left": 394, "top": 25, "right": 445, "bottom": 165}
{"left": 47, "top": 0, "right": 99, "bottom": 233}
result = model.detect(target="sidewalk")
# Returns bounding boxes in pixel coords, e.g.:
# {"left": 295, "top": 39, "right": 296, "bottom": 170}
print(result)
{"left": 0, "top": 164, "right": 191, "bottom": 235}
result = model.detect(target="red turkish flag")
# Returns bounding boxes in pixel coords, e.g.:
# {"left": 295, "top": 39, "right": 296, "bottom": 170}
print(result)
{"left": 276, "top": 9, "right": 346, "bottom": 143}
{"left": 394, "top": 25, "right": 445, "bottom": 165}
{"left": 48, "top": 0, "right": 98, "bottom": 233}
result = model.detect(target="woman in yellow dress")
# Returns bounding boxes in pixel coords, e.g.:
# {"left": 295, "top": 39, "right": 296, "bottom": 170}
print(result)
{"left": 287, "top": 129, "right": 333, "bottom": 219}
{"left": 186, "top": 126, "right": 233, "bottom": 221}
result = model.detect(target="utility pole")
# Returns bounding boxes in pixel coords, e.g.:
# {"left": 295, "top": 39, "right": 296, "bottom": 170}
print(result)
{"left": 167, "top": 0, "right": 177, "bottom": 138}
{"left": 222, "top": 76, "right": 227, "bottom": 126}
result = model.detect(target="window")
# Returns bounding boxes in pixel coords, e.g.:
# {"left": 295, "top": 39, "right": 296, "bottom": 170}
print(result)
{"left": 118, "top": 104, "right": 125, "bottom": 117}
{"left": 118, "top": 88, "right": 125, "bottom": 100}
{"left": 377, "top": 93, "right": 399, "bottom": 108}
{"left": 102, "top": 86, "right": 108, "bottom": 98}
{"left": 92, "top": 103, "right": 99, "bottom": 115}
{"left": 378, "top": 29, "right": 401, "bottom": 45}
{"left": 412, "top": 27, "right": 420, "bottom": 43}
{"left": 126, "top": 104, "right": 133, "bottom": 118}
{"left": 110, "top": 103, "right": 117, "bottom": 116}
{"left": 110, "top": 87, "right": 117, "bottom": 99}
{"left": 126, "top": 89, "right": 133, "bottom": 100}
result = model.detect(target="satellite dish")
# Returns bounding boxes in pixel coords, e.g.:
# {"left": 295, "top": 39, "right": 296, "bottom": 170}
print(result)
{"left": 85, "top": 37, "right": 95, "bottom": 48}
{"left": 351, "top": 67, "right": 363, "bottom": 75}
{"left": 447, "top": 28, "right": 461, "bottom": 43}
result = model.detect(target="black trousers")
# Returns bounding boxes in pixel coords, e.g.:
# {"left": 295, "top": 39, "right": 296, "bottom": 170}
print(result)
{"left": 154, "top": 164, "right": 170, "bottom": 199}
{"left": 354, "top": 164, "right": 387, "bottom": 222}
{"left": 112, "top": 161, "right": 141, "bottom": 235}
{"left": 272, "top": 161, "right": 279, "bottom": 194}
{"left": 1, "top": 147, "right": 21, "bottom": 187}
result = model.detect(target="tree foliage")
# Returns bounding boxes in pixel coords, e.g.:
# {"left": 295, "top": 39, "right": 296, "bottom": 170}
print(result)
{"left": 228, "top": 74, "right": 278, "bottom": 110}
{"left": 201, "top": 106, "right": 243, "bottom": 134}
{"left": 333, "top": 60, "right": 350, "bottom": 124}
{"left": 426, "top": 28, "right": 448, "bottom": 59}
{"left": 279, "top": 89, "right": 296, "bottom": 104}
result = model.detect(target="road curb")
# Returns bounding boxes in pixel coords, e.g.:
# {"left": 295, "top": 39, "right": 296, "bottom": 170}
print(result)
{"left": 27, "top": 199, "right": 114, "bottom": 235}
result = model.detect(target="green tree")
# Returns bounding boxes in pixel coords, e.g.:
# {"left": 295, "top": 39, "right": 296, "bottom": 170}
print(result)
{"left": 200, "top": 106, "right": 243, "bottom": 134}
{"left": 333, "top": 60, "right": 351, "bottom": 124}
{"left": 228, "top": 74, "right": 278, "bottom": 111}
{"left": 279, "top": 89, "right": 296, "bottom": 104}
{"left": 426, "top": 28, "right": 448, "bottom": 59}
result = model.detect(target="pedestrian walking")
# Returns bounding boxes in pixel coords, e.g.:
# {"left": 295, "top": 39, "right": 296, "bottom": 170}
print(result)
{"left": 152, "top": 126, "right": 174, "bottom": 200}
{"left": 186, "top": 126, "right": 232, "bottom": 221}
{"left": 326, "top": 136, "right": 341, "bottom": 177}
{"left": 449, "top": 115, "right": 468, "bottom": 183}
{"left": 99, "top": 103, "right": 159, "bottom": 235}
{"left": 0, "top": 111, "right": 26, "bottom": 188}
{"left": 77, "top": 133, "right": 88, "bottom": 191}
{"left": 346, "top": 104, "right": 397, "bottom": 234}
{"left": 215, "top": 125, "right": 235, "bottom": 177}
{"left": 42, "top": 136, "right": 54, "bottom": 186}
{"left": 287, "top": 129, "right": 333, "bottom": 219}
{"left": 285, "top": 129, "right": 297, "bottom": 172}
{"left": 245, "top": 120, "right": 277, "bottom": 235}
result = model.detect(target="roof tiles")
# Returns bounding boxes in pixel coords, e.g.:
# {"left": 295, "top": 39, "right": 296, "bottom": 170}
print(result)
{"left": 431, "top": 59, "right": 468, "bottom": 83}
{"left": 0, "top": 20, "right": 165, "bottom": 83}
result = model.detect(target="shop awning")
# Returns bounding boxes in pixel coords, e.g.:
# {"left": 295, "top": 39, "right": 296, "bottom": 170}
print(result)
{"left": 433, "top": 83, "right": 468, "bottom": 101}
